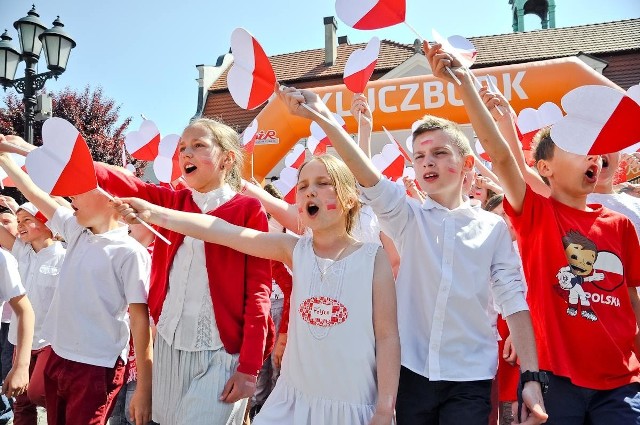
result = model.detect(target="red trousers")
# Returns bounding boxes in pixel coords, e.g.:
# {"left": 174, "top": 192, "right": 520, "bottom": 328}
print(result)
{"left": 13, "top": 345, "right": 52, "bottom": 425}
{"left": 43, "top": 350, "right": 125, "bottom": 425}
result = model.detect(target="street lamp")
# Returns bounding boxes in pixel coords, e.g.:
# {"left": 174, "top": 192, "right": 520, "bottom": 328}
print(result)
{"left": 0, "top": 5, "right": 76, "bottom": 144}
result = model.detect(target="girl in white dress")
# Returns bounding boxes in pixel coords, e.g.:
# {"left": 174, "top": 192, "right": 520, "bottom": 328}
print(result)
{"left": 114, "top": 154, "right": 400, "bottom": 425}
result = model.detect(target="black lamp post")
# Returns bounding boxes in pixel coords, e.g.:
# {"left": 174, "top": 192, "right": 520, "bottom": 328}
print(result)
{"left": 0, "top": 5, "right": 76, "bottom": 144}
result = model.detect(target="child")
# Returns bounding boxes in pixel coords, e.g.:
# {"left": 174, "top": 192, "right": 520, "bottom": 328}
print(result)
{"left": 0, "top": 200, "right": 66, "bottom": 425}
{"left": 274, "top": 84, "right": 546, "bottom": 425}
{"left": 92, "top": 119, "right": 273, "bottom": 425}
{"left": 113, "top": 153, "right": 400, "bottom": 425}
{"left": 0, "top": 143, "right": 153, "bottom": 425}
{"left": 428, "top": 42, "right": 640, "bottom": 423}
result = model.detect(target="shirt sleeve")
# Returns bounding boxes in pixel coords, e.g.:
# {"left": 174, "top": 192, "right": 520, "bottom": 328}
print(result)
{"left": 490, "top": 220, "right": 529, "bottom": 317}
{"left": 359, "top": 178, "right": 412, "bottom": 241}
{"left": 0, "top": 251, "right": 25, "bottom": 302}
{"left": 238, "top": 199, "right": 273, "bottom": 376}
{"left": 94, "top": 162, "right": 172, "bottom": 207}
{"left": 119, "top": 246, "right": 151, "bottom": 305}
{"left": 48, "top": 206, "right": 85, "bottom": 246}
{"left": 503, "top": 184, "right": 546, "bottom": 238}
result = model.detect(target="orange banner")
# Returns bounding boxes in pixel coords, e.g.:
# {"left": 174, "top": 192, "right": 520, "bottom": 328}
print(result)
{"left": 245, "top": 57, "right": 619, "bottom": 180}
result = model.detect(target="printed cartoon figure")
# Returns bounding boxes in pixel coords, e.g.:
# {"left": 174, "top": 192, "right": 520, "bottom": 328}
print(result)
{"left": 556, "top": 230, "right": 604, "bottom": 321}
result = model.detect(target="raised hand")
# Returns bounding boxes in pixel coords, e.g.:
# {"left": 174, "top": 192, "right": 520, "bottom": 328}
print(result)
{"left": 424, "top": 42, "right": 466, "bottom": 85}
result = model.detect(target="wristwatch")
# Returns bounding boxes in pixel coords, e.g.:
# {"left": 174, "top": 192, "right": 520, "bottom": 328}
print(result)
{"left": 520, "top": 370, "right": 549, "bottom": 394}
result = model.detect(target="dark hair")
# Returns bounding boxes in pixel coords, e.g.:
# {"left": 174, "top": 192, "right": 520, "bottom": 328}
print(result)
{"left": 484, "top": 193, "right": 505, "bottom": 212}
{"left": 532, "top": 127, "right": 555, "bottom": 186}
{"left": 562, "top": 230, "right": 598, "bottom": 257}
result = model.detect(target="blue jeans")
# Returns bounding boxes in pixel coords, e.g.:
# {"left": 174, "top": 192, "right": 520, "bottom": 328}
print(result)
{"left": 0, "top": 323, "right": 13, "bottom": 424}
{"left": 107, "top": 380, "right": 158, "bottom": 425}
{"left": 542, "top": 371, "right": 640, "bottom": 424}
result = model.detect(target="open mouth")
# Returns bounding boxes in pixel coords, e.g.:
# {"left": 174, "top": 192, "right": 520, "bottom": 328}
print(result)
{"left": 184, "top": 164, "right": 197, "bottom": 174}
{"left": 423, "top": 172, "right": 439, "bottom": 183}
{"left": 570, "top": 264, "right": 586, "bottom": 274}
{"left": 306, "top": 203, "right": 320, "bottom": 217}
{"left": 584, "top": 165, "right": 598, "bottom": 183}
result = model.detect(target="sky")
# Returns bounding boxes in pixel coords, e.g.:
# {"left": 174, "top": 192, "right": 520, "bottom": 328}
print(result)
{"left": 1, "top": 0, "right": 639, "bottom": 138}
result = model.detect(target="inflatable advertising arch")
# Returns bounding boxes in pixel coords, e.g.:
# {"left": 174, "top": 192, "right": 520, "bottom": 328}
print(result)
{"left": 245, "top": 57, "right": 618, "bottom": 181}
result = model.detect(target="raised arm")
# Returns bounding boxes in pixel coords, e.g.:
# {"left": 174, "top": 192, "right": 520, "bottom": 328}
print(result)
{"left": 0, "top": 153, "right": 60, "bottom": 220}
{"left": 425, "top": 43, "right": 526, "bottom": 212}
{"left": 277, "top": 86, "right": 382, "bottom": 188}
{"left": 241, "top": 180, "right": 302, "bottom": 234}
{"left": 478, "top": 88, "right": 550, "bottom": 197}
{"left": 114, "top": 197, "right": 298, "bottom": 267}
{"left": 351, "top": 93, "right": 373, "bottom": 159}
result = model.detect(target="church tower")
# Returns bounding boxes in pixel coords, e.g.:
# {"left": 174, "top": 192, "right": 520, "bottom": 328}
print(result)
{"left": 510, "top": 0, "right": 556, "bottom": 32}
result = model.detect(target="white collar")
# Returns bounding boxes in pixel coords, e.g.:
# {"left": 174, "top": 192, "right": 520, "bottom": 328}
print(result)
{"left": 421, "top": 195, "right": 478, "bottom": 217}
{"left": 190, "top": 184, "right": 236, "bottom": 213}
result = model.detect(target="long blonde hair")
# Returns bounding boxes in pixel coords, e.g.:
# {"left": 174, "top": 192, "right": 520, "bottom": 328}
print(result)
{"left": 298, "top": 155, "right": 361, "bottom": 235}
{"left": 186, "top": 118, "right": 245, "bottom": 191}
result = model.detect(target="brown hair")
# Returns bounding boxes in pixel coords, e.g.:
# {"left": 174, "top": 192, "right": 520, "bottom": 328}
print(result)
{"left": 298, "top": 155, "right": 361, "bottom": 235}
{"left": 412, "top": 115, "right": 472, "bottom": 157}
{"left": 187, "top": 118, "right": 245, "bottom": 191}
{"left": 562, "top": 230, "right": 598, "bottom": 258}
{"left": 484, "top": 193, "right": 504, "bottom": 212}
{"left": 532, "top": 126, "right": 555, "bottom": 186}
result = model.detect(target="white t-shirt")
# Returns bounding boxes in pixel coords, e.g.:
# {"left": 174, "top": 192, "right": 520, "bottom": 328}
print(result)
{"left": 42, "top": 207, "right": 150, "bottom": 367}
{"left": 9, "top": 239, "right": 66, "bottom": 349}
{"left": 587, "top": 192, "right": 640, "bottom": 239}
{"left": 0, "top": 249, "right": 26, "bottom": 309}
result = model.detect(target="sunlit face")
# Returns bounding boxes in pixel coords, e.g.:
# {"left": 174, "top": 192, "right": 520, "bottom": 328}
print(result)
{"left": 295, "top": 160, "right": 347, "bottom": 232}
{"left": 412, "top": 130, "right": 469, "bottom": 198}
{"left": 178, "top": 125, "right": 230, "bottom": 193}
{"left": 564, "top": 243, "right": 596, "bottom": 276}
{"left": 16, "top": 210, "right": 51, "bottom": 244}
{"left": 538, "top": 146, "right": 602, "bottom": 196}
{"left": 69, "top": 190, "right": 112, "bottom": 229}
{"left": 0, "top": 213, "right": 17, "bottom": 237}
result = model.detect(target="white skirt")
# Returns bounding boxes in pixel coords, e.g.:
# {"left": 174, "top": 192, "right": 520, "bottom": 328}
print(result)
{"left": 152, "top": 335, "right": 247, "bottom": 425}
{"left": 253, "top": 376, "right": 375, "bottom": 425}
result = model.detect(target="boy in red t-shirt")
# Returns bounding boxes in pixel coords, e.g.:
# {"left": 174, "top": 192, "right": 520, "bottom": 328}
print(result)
{"left": 425, "top": 43, "right": 640, "bottom": 423}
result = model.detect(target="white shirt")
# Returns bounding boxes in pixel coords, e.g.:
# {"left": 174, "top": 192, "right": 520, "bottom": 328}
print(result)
{"left": 352, "top": 205, "right": 382, "bottom": 245}
{"left": 9, "top": 238, "right": 66, "bottom": 349}
{"left": 0, "top": 249, "right": 26, "bottom": 309}
{"left": 361, "top": 178, "right": 527, "bottom": 381}
{"left": 42, "top": 207, "right": 150, "bottom": 367}
{"left": 587, "top": 192, "right": 640, "bottom": 239}
{"left": 157, "top": 184, "right": 236, "bottom": 351}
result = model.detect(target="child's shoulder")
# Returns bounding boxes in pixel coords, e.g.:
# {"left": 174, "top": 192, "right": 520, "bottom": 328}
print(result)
{"left": 0, "top": 248, "right": 18, "bottom": 269}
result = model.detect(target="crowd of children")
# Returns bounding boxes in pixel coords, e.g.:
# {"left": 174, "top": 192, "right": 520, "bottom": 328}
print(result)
{"left": 0, "top": 37, "right": 637, "bottom": 425}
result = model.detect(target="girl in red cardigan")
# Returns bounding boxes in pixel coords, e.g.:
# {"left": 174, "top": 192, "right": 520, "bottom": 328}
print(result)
{"left": 95, "top": 118, "right": 273, "bottom": 425}
{"left": 114, "top": 154, "right": 400, "bottom": 425}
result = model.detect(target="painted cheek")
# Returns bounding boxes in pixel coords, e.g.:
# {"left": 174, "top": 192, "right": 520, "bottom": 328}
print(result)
{"left": 447, "top": 166, "right": 457, "bottom": 174}
{"left": 326, "top": 202, "right": 338, "bottom": 210}
{"left": 297, "top": 207, "right": 303, "bottom": 214}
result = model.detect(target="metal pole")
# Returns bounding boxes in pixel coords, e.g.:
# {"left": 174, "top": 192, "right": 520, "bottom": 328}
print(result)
{"left": 22, "top": 58, "right": 38, "bottom": 144}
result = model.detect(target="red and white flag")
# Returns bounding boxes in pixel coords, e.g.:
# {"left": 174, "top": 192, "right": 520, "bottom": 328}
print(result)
{"left": 228, "top": 28, "right": 276, "bottom": 110}
{"left": 241, "top": 118, "right": 259, "bottom": 154}
{"left": 0, "top": 154, "right": 26, "bottom": 188}
{"left": 517, "top": 102, "right": 563, "bottom": 150}
{"left": 343, "top": 37, "right": 380, "bottom": 94}
{"left": 284, "top": 144, "right": 306, "bottom": 169}
{"left": 382, "top": 126, "right": 412, "bottom": 162}
{"left": 551, "top": 85, "right": 640, "bottom": 155}
{"left": 125, "top": 120, "right": 161, "bottom": 161}
{"left": 153, "top": 134, "right": 181, "bottom": 184}
{"left": 335, "top": 0, "right": 406, "bottom": 30}
{"left": 372, "top": 144, "right": 405, "bottom": 181}
{"left": 25, "top": 118, "right": 97, "bottom": 196}
{"left": 272, "top": 166, "right": 298, "bottom": 204}
{"left": 308, "top": 114, "right": 346, "bottom": 155}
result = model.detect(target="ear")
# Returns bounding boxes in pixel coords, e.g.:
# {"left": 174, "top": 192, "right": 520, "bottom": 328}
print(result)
{"left": 462, "top": 154, "right": 475, "bottom": 173}
{"left": 536, "top": 159, "right": 552, "bottom": 180}
{"left": 224, "top": 150, "right": 235, "bottom": 164}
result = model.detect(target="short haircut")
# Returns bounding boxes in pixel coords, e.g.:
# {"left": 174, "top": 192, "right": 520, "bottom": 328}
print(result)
{"left": 484, "top": 193, "right": 505, "bottom": 212}
{"left": 532, "top": 126, "right": 555, "bottom": 186}
{"left": 562, "top": 230, "right": 598, "bottom": 257}
{"left": 412, "top": 115, "right": 472, "bottom": 157}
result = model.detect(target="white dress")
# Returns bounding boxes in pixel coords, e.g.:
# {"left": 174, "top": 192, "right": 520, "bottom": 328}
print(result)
{"left": 254, "top": 236, "right": 379, "bottom": 425}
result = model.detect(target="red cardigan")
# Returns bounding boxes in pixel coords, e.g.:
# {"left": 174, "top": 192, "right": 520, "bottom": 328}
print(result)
{"left": 271, "top": 260, "right": 292, "bottom": 334}
{"left": 96, "top": 164, "right": 274, "bottom": 376}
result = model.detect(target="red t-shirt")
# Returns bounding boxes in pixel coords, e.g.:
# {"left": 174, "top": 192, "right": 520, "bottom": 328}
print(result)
{"left": 504, "top": 186, "right": 640, "bottom": 390}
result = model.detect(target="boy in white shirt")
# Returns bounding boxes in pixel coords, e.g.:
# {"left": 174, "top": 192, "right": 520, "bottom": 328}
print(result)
{"left": 0, "top": 147, "right": 152, "bottom": 425}
{"left": 275, "top": 82, "right": 546, "bottom": 424}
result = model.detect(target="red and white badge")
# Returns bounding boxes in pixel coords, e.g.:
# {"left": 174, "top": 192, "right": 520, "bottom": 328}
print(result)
{"left": 335, "top": 0, "right": 406, "bottom": 30}
{"left": 551, "top": 85, "right": 640, "bottom": 155}
{"left": 125, "top": 120, "right": 161, "bottom": 161}
{"left": 299, "top": 296, "right": 348, "bottom": 327}
{"left": 228, "top": 28, "right": 276, "bottom": 110}
{"left": 25, "top": 118, "right": 97, "bottom": 196}
{"left": 343, "top": 37, "right": 380, "bottom": 94}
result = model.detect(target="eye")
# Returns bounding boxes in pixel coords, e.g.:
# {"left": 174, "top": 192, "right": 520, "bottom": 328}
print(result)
{"left": 179, "top": 146, "right": 186, "bottom": 152}
{"left": 586, "top": 261, "right": 592, "bottom": 266}
{"left": 571, "top": 254, "right": 578, "bottom": 260}
{"left": 414, "top": 154, "right": 424, "bottom": 160}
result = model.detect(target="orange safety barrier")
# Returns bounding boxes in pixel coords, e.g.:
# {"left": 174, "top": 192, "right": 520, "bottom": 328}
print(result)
{"left": 244, "top": 56, "right": 619, "bottom": 180}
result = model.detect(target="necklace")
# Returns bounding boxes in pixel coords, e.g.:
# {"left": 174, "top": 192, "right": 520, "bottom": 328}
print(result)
{"left": 314, "top": 244, "right": 349, "bottom": 281}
